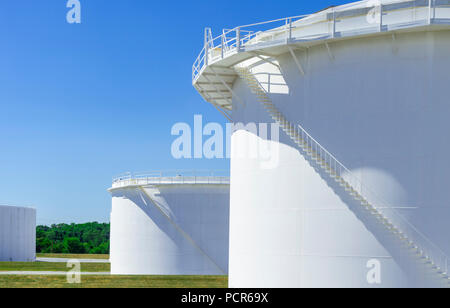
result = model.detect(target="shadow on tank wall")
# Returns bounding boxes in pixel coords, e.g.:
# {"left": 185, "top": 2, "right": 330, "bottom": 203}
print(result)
{"left": 232, "top": 30, "right": 450, "bottom": 255}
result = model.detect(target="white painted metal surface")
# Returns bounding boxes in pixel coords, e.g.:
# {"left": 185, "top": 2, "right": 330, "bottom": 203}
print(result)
{"left": 108, "top": 172, "right": 230, "bottom": 275}
{"left": 193, "top": 0, "right": 450, "bottom": 288}
{"left": 193, "top": 0, "right": 450, "bottom": 111}
{"left": 0, "top": 205, "right": 36, "bottom": 262}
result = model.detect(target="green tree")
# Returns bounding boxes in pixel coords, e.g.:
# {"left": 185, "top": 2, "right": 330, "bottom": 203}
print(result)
{"left": 63, "top": 237, "right": 86, "bottom": 254}
{"left": 52, "top": 242, "right": 65, "bottom": 253}
{"left": 36, "top": 238, "right": 51, "bottom": 253}
{"left": 90, "top": 242, "right": 110, "bottom": 254}
{"left": 36, "top": 222, "right": 110, "bottom": 254}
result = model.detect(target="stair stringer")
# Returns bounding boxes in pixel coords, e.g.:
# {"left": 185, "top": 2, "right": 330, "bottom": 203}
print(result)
{"left": 294, "top": 156, "right": 444, "bottom": 288}
{"left": 234, "top": 65, "right": 450, "bottom": 288}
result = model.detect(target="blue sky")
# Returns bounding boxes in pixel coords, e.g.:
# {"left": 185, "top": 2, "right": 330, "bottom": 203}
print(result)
{"left": 0, "top": 0, "right": 349, "bottom": 225}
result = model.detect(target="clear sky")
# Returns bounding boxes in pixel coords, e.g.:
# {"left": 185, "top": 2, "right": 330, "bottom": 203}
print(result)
{"left": 0, "top": 0, "right": 350, "bottom": 225}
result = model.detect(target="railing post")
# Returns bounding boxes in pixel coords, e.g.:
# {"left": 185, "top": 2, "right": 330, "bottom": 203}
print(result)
{"left": 379, "top": 4, "right": 383, "bottom": 32}
{"left": 204, "top": 28, "right": 209, "bottom": 66}
{"left": 428, "top": 0, "right": 435, "bottom": 24}
{"left": 332, "top": 9, "right": 336, "bottom": 38}
{"left": 285, "top": 18, "right": 288, "bottom": 43}
{"left": 429, "top": 0, "right": 432, "bottom": 24}
{"left": 288, "top": 18, "right": 293, "bottom": 43}
{"left": 221, "top": 34, "right": 224, "bottom": 59}
{"left": 236, "top": 27, "right": 241, "bottom": 52}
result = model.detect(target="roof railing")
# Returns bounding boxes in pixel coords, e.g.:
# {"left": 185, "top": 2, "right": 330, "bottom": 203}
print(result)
{"left": 111, "top": 170, "right": 230, "bottom": 188}
{"left": 193, "top": 0, "right": 450, "bottom": 83}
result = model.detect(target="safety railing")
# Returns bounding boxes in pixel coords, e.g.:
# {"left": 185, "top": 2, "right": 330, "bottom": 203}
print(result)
{"left": 193, "top": 0, "right": 450, "bottom": 83}
{"left": 111, "top": 170, "right": 230, "bottom": 188}
{"left": 238, "top": 61, "right": 450, "bottom": 276}
{"left": 295, "top": 121, "right": 449, "bottom": 274}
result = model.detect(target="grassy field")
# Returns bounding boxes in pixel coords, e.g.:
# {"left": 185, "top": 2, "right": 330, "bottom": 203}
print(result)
{"left": 0, "top": 262, "right": 110, "bottom": 272}
{"left": 36, "top": 253, "right": 109, "bottom": 259}
{"left": 0, "top": 257, "right": 227, "bottom": 288}
{"left": 0, "top": 275, "right": 228, "bottom": 288}
{"left": 0, "top": 254, "right": 228, "bottom": 288}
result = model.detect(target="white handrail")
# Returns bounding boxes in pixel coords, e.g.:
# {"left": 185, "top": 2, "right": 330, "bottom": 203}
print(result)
{"left": 111, "top": 170, "right": 230, "bottom": 188}
{"left": 193, "top": 0, "right": 450, "bottom": 83}
{"left": 240, "top": 66, "right": 449, "bottom": 276}
{"left": 295, "top": 121, "right": 449, "bottom": 274}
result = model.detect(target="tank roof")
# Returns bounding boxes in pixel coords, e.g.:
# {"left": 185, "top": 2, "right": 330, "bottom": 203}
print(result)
{"left": 0, "top": 204, "right": 36, "bottom": 211}
{"left": 193, "top": 0, "right": 450, "bottom": 112}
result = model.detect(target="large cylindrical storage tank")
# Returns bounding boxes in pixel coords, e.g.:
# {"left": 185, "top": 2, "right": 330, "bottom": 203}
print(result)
{"left": 109, "top": 172, "right": 230, "bottom": 275}
{"left": 0, "top": 205, "right": 36, "bottom": 262}
{"left": 193, "top": 0, "right": 450, "bottom": 287}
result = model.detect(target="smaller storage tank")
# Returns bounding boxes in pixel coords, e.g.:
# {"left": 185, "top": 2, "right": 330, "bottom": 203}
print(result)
{"left": 108, "top": 171, "right": 230, "bottom": 275}
{"left": 0, "top": 205, "right": 36, "bottom": 262}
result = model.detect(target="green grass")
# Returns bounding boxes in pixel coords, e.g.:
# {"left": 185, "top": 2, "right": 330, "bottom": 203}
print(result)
{"left": 0, "top": 262, "right": 110, "bottom": 272}
{"left": 0, "top": 275, "right": 228, "bottom": 288}
{"left": 37, "top": 253, "right": 109, "bottom": 260}
{"left": 0, "top": 260, "right": 227, "bottom": 288}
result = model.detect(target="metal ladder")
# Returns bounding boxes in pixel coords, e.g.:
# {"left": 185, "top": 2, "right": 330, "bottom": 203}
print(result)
{"left": 234, "top": 65, "right": 450, "bottom": 287}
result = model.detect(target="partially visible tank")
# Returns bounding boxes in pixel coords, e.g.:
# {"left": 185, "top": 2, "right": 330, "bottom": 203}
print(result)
{"left": 0, "top": 205, "right": 36, "bottom": 262}
{"left": 108, "top": 171, "right": 230, "bottom": 275}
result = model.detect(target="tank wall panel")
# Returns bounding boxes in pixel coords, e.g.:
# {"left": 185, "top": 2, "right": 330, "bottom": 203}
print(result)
{"left": 228, "top": 31, "right": 450, "bottom": 287}
{"left": 0, "top": 206, "right": 36, "bottom": 262}
{"left": 229, "top": 132, "right": 409, "bottom": 287}
{"left": 110, "top": 185, "right": 229, "bottom": 275}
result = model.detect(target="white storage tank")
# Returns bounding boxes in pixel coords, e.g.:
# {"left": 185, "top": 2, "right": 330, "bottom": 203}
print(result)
{"left": 193, "top": 0, "right": 450, "bottom": 287}
{"left": 108, "top": 171, "right": 230, "bottom": 275}
{"left": 0, "top": 205, "right": 36, "bottom": 262}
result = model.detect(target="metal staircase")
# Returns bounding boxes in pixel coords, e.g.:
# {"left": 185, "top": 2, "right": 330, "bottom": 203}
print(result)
{"left": 234, "top": 65, "right": 450, "bottom": 287}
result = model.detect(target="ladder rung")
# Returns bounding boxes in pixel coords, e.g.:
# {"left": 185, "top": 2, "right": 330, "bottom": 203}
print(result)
{"left": 238, "top": 68, "right": 449, "bottom": 284}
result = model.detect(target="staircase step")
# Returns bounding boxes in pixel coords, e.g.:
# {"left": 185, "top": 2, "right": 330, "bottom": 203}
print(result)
{"left": 360, "top": 201, "right": 370, "bottom": 207}
{"left": 237, "top": 66, "right": 450, "bottom": 287}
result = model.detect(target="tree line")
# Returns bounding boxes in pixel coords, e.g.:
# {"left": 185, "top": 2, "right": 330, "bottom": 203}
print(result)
{"left": 36, "top": 222, "right": 110, "bottom": 254}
